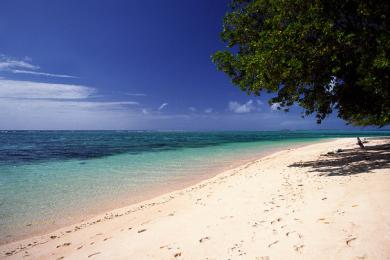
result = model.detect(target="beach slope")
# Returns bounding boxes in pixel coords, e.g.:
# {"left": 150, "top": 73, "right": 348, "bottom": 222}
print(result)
{"left": 1, "top": 138, "right": 390, "bottom": 259}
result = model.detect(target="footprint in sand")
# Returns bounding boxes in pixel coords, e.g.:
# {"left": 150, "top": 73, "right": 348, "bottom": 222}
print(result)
{"left": 355, "top": 254, "right": 367, "bottom": 259}
{"left": 294, "top": 244, "right": 304, "bottom": 253}
{"left": 199, "top": 236, "right": 209, "bottom": 243}
{"left": 286, "top": 231, "right": 303, "bottom": 239}
{"left": 318, "top": 218, "right": 330, "bottom": 224}
{"left": 286, "top": 231, "right": 296, "bottom": 237}
{"left": 270, "top": 218, "right": 282, "bottom": 225}
{"left": 56, "top": 242, "right": 71, "bottom": 248}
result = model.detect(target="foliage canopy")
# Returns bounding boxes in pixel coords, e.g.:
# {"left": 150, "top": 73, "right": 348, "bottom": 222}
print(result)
{"left": 213, "top": 0, "right": 390, "bottom": 126}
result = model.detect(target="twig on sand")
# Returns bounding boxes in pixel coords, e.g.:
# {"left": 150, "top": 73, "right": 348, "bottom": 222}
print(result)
{"left": 88, "top": 252, "right": 101, "bottom": 258}
{"left": 346, "top": 237, "right": 357, "bottom": 246}
{"left": 268, "top": 240, "right": 279, "bottom": 248}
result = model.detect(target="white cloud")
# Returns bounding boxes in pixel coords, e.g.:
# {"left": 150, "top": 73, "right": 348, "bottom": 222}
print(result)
{"left": 0, "top": 55, "right": 76, "bottom": 78}
{"left": 0, "top": 98, "right": 137, "bottom": 110}
{"left": 0, "top": 56, "right": 38, "bottom": 70}
{"left": 270, "top": 102, "right": 281, "bottom": 111}
{"left": 0, "top": 79, "right": 140, "bottom": 129}
{"left": 55, "top": 101, "right": 138, "bottom": 109}
{"left": 228, "top": 99, "right": 261, "bottom": 113}
{"left": 204, "top": 108, "right": 213, "bottom": 113}
{"left": 142, "top": 108, "right": 149, "bottom": 114}
{"left": 11, "top": 69, "right": 76, "bottom": 78}
{"left": 158, "top": 102, "right": 168, "bottom": 110}
{"left": 188, "top": 106, "right": 196, "bottom": 112}
{"left": 0, "top": 98, "right": 141, "bottom": 130}
{"left": 0, "top": 79, "right": 94, "bottom": 99}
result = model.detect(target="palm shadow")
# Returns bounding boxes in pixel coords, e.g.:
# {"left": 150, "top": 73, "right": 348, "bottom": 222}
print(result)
{"left": 289, "top": 140, "right": 390, "bottom": 176}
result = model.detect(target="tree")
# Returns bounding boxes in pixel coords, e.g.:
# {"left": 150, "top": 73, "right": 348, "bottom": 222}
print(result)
{"left": 212, "top": 0, "right": 390, "bottom": 126}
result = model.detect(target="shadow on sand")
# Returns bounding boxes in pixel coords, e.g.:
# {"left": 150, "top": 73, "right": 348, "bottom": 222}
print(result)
{"left": 289, "top": 139, "right": 390, "bottom": 176}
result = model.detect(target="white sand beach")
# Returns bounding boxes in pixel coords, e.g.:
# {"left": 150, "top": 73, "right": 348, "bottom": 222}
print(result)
{"left": 1, "top": 138, "right": 389, "bottom": 259}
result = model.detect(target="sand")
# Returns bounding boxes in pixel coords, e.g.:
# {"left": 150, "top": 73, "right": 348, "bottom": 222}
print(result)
{"left": 1, "top": 137, "right": 389, "bottom": 259}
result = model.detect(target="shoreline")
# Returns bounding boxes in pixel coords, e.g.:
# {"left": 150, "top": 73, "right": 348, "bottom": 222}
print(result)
{"left": 0, "top": 138, "right": 332, "bottom": 245}
{"left": 1, "top": 137, "right": 389, "bottom": 259}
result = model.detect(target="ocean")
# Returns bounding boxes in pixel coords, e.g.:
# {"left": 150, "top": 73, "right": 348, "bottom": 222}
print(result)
{"left": 0, "top": 130, "right": 389, "bottom": 243}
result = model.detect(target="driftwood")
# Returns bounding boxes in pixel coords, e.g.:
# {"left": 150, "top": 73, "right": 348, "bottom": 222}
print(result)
{"left": 357, "top": 137, "right": 365, "bottom": 149}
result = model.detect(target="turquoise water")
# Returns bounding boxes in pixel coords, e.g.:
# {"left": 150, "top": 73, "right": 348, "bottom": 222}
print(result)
{"left": 0, "top": 130, "right": 389, "bottom": 243}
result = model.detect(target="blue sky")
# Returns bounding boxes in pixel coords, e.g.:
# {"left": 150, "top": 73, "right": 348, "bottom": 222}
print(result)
{"left": 0, "top": 0, "right": 375, "bottom": 130}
